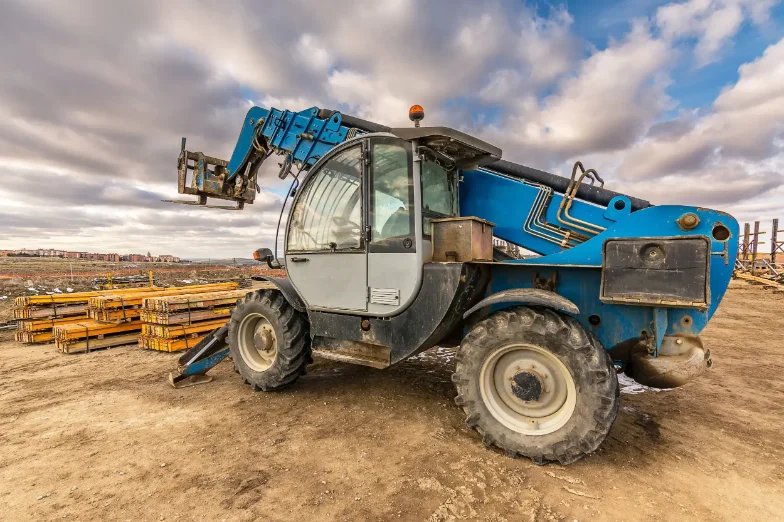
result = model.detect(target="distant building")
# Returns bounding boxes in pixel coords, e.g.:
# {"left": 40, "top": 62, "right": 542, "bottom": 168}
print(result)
{"left": 3, "top": 248, "right": 180, "bottom": 263}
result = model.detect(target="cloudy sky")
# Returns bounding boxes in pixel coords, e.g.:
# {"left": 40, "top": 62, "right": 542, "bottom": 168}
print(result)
{"left": 1, "top": 0, "right": 782, "bottom": 258}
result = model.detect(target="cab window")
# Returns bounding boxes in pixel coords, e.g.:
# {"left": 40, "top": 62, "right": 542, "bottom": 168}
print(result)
{"left": 369, "top": 139, "right": 415, "bottom": 252}
{"left": 287, "top": 146, "right": 362, "bottom": 252}
{"left": 421, "top": 158, "right": 457, "bottom": 236}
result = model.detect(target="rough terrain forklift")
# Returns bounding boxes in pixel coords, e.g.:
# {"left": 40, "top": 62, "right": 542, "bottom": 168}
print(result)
{"left": 168, "top": 105, "right": 737, "bottom": 464}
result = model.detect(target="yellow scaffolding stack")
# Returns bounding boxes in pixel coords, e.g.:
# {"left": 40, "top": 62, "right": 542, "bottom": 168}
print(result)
{"left": 12, "top": 282, "right": 246, "bottom": 352}
{"left": 12, "top": 287, "right": 160, "bottom": 344}
{"left": 138, "top": 287, "right": 263, "bottom": 352}
{"left": 53, "top": 319, "right": 143, "bottom": 353}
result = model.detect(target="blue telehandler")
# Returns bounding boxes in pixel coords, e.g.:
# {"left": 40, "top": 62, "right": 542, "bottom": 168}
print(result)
{"left": 168, "top": 104, "right": 737, "bottom": 464}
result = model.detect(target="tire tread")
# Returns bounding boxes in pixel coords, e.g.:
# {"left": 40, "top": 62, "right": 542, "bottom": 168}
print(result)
{"left": 228, "top": 289, "right": 311, "bottom": 392}
{"left": 453, "top": 306, "right": 619, "bottom": 465}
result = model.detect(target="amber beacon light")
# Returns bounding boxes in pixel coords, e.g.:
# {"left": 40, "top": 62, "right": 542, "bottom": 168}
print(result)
{"left": 409, "top": 105, "right": 425, "bottom": 127}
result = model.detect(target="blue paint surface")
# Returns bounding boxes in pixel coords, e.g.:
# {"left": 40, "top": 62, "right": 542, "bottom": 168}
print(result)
{"left": 461, "top": 164, "right": 738, "bottom": 351}
{"left": 226, "top": 106, "right": 354, "bottom": 181}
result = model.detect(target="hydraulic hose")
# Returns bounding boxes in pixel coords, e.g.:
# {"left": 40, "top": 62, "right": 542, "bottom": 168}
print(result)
{"left": 318, "top": 109, "right": 392, "bottom": 134}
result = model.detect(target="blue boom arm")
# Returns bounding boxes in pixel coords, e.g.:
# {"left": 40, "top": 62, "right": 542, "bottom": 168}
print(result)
{"left": 172, "top": 107, "right": 377, "bottom": 209}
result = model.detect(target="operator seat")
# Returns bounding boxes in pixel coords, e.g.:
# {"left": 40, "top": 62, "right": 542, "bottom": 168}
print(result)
{"left": 380, "top": 207, "right": 410, "bottom": 239}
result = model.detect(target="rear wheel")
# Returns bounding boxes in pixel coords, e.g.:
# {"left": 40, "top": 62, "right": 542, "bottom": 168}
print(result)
{"left": 453, "top": 307, "right": 619, "bottom": 464}
{"left": 228, "top": 290, "right": 311, "bottom": 391}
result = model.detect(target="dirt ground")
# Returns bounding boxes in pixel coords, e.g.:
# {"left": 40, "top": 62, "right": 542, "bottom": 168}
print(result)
{"left": 1, "top": 280, "right": 782, "bottom": 521}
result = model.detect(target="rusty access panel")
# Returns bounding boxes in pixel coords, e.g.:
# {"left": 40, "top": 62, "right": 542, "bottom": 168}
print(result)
{"left": 431, "top": 216, "right": 495, "bottom": 262}
{"left": 600, "top": 236, "right": 711, "bottom": 308}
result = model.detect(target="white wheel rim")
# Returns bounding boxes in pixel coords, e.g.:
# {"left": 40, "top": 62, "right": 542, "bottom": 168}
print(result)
{"left": 237, "top": 313, "right": 277, "bottom": 372}
{"left": 479, "top": 344, "right": 576, "bottom": 435}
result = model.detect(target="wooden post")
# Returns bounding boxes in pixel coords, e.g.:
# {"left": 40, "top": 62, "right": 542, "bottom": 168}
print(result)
{"left": 742, "top": 223, "right": 751, "bottom": 261}
{"left": 751, "top": 221, "right": 760, "bottom": 275}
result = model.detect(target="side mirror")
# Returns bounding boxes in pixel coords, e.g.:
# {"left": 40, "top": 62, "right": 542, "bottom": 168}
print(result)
{"left": 253, "top": 248, "right": 281, "bottom": 269}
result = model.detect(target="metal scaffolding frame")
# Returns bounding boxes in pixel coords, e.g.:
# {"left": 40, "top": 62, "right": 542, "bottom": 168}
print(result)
{"left": 738, "top": 222, "right": 763, "bottom": 273}
{"left": 737, "top": 218, "right": 783, "bottom": 282}
{"left": 772, "top": 218, "right": 783, "bottom": 266}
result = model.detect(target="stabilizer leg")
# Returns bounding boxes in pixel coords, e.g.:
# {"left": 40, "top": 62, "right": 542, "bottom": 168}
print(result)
{"left": 168, "top": 324, "right": 230, "bottom": 389}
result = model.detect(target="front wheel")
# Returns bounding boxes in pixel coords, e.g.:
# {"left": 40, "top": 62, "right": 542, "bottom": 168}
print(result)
{"left": 228, "top": 290, "right": 311, "bottom": 391}
{"left": 453, "top": 307, "right": 619, "bottom": 464}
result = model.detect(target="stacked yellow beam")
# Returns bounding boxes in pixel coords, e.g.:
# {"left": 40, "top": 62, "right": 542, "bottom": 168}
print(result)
{"left": 18, "top": 315, "right": 90, "bottom": 331}
{"left": 142, "top": 289, "right": 251, "bottom": 312}
{"left": 87, "top": 283, "right": 239, "bottom": 322}
{"left": 141, "top": 317, "right": 230, "bottom": 338}
{"left": 15, "top": 330, "right": 57, "bottom": 343}
{"left": 139, "top": 318, "right": 228, "bottom": 352}
{"left": 57, "top": 333, "right": 141, "bottom": 353}
{"left": 13, "top": 283, "right": 243, "bottom": 351}
{"left": 89, "top": 283, "right": 238, "bottom": 310}
{"left": 53, "top": 319, "right": 144, "bottom": 353}
{"left": 12, "top": 288, "right": 159, "bottom": 344}
{"left": 57, "top": 283, "right": 240, "bottom": 353}
{"left": 15, "top": 315, "right": 88, "bottom": 343}
{"left": 139, "top": 307, "right": 233, "bottom": 325}
{"left": 14, "top": 287, "right": 159, "bottom": 307}
{"left": 89, "top": 308, "right": 143, "bottom": 322}
{"left": 140, "top": 335, "right": 209, "bottom": 352}
{"left": 14, "top": 304, "right": 87, "bottom": 319}
{"left": 138, "top": 287, "right": 259, "bottom": 352}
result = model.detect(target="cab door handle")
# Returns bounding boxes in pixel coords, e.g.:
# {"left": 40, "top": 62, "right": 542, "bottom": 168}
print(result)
{"left": 290, "top": 257, "right": 309, "bottom": 263}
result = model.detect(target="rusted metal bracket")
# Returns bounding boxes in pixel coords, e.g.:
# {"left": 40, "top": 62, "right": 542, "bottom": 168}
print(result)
{"left": 650, "top": 307, "right": 668, "bottom": 356}
{"left": 164, "top": 138, "right": 254, "bottom": 210}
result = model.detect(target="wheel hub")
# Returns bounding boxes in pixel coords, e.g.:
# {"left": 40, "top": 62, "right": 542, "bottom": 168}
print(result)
{"left": 479, "top": 344, "right": 577, "bottom": 436}
{"left": 511, "top": 371, "right": 543, "bottom": 402}
{"left": 237, "top": 313, "right": 278, "bottom": 372}
{"left": 253, "top": 326, "right": 275, "bottom": 357}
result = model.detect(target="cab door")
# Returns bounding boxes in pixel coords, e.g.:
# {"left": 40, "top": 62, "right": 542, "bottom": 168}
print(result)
{"left": 285, "top": 144, "right": 367, "bottom": 312}
{"left": 366, "top": 137, "right": 422, "bottom": 316}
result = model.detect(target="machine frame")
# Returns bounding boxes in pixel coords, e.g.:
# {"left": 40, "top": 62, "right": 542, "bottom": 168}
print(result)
{"left": 168, "top": 104, "right": 739, "bottom": 464}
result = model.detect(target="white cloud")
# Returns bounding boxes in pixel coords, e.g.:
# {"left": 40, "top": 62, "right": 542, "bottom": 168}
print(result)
{"left": 656, "top": 0, "right": 779, "bottom": 66}
{"left": 695, "top": 3, "right": 744, "bottom": 65}
{"left": 618, "top": 37, "right": 784, "bottom": 179}
{"left": 616, "top": 165, "right": 783, "bottom": 206}
{"left": 326, "top": 70, "right": 411, "bottom": 126}
{"left": 480, "top": 21, "right": 671, "bottom": 165}
{"left": 295, "top": 34, "right": 332, "bottom": 71}
{"left": 479, "top": 69, "right": 525, "bottom": 104}
{"left": 517, "top": 6, "right": 577, "bottom": 85}
{"left": 714, "top": 37, "right": 784, "bottom": 111}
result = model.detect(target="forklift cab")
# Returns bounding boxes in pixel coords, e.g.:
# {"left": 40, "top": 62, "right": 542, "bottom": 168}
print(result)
{"left": 284, "top": 128, "right": 501, "bottom": 316}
